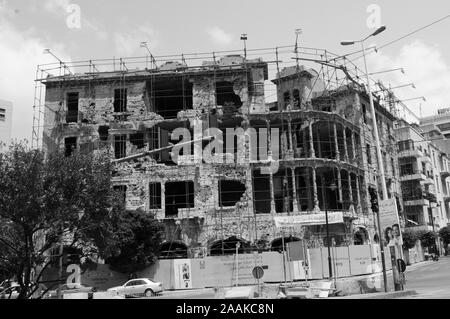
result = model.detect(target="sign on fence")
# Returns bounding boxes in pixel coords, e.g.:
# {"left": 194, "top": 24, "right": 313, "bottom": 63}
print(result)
{"left": 274, "top": 212, "right": 344, "bottom": 227}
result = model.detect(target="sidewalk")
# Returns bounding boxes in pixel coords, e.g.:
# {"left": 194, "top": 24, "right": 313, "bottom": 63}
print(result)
{"left": 332, "top": 290, "right": 417, "bottom": 299}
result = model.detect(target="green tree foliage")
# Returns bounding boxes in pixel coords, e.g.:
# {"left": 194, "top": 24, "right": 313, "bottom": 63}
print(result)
{"left": 438, "top": 226, "right": 450, "bottom": 246}
{"left": 0, "top": 143, "right": 123, "bottom": 298}
{"left": 402, "top": 229, "right": 419, "bottom": 250}
{"left": 419, "top": 231, "right": 437, "bottom": 248}
{"left": 106, "top": 208, "right": 164, "bottom": 274}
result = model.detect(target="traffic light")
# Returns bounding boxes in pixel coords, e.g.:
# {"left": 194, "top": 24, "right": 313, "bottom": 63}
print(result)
{"left": 369, "top": 187, "right": 379, "bottom": 213}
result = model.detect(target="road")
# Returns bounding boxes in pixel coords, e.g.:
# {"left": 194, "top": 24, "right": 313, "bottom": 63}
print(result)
{"left": 401, "top": 256, "right": 450, "bottom": 298}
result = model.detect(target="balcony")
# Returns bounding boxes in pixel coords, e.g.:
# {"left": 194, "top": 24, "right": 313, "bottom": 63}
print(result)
{"left": 405, "top": 224, "right": 434, "bottom": 232}
{"left": 398, "top": 149, "right": 423, "bottom": 159}
{"left": 403, "top": 198, "right": 429, "bottom": 206}
{"left": 399, "top": 172, "right": 427, "bottom": 182}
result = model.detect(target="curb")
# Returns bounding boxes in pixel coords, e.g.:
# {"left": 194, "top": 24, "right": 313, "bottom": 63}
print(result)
{"left": 332, "top": 290, "right": 417, "bottom": 299}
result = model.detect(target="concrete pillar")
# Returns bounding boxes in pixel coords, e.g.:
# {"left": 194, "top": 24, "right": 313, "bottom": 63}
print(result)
{"left": 337, "top": 169, "right": 343, "bottom": 205}
{"left": 160, "top": 182, "right": 166, "bottom": 219}
{"left": 269, "top": 173, "right": 276, "bottom": 215}
{"left": 312, "top": 167, "right": 320, "bottom": 211}
{"left": 348, "top": 172, "right": 356, "bottom": 219}
{"left": 287, "top": 118, "right": 294, "bottom": 153}
{"left": 309, "top": 122, "right": 315, "bottom": 158}
{"left": 266, "top": 119, "right": 271, "bottom": 159}
{"left": 356, "top": 175, "right": 362, "bottom": 214}
{"left": 333, "top": 123, "right": 340, "bottom": 161}
{"left": 351, "top": 132, "right": 356, "bottom": 162}
{"left": 291, "top": 167, "right": 299, "bottom": 213}
{"left": 343, "top": 127, "right": 349, "bottom": 162}
{"left": 316, "top": 125, "right": 322, "bottom": 158}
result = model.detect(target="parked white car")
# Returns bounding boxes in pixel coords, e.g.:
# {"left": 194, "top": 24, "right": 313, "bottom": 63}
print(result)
{"left": 107, "top": 278, "right": 163, "bottom": 298}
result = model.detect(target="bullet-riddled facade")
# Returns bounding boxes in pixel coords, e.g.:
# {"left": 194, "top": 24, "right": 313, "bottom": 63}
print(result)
{"left": 41, "top": 55, "right": 401, "bottom": 258}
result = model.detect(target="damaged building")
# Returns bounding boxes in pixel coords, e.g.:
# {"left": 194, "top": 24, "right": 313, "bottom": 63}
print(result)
{"left": 40, "top": 52, "right": 402, "bottom": 258}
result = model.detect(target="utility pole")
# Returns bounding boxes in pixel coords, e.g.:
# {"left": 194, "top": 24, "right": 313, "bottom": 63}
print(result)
{"left": 341, "top": 25, "right": 389, "bottom": 292}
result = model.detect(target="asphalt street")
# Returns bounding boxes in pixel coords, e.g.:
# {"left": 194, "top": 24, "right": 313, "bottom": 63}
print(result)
{"left": 400, "top": 255, "right": 450, "bottom": 299}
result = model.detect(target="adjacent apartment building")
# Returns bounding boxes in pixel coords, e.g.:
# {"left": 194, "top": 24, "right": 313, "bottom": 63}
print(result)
{"left": 0, "top": 99, "right": 13, "bottom": 152}
{"left": 40, "top": 53, "right": 401, "bottom": 258}
{"left": 395, "top": 120, "right": 450, "bottom": 234}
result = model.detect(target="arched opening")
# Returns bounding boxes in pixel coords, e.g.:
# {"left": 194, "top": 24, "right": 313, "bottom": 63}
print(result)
{"left": 270, "top": 236, "right": 301, "bottom": 252}
{"left": 159, "top": 241, "right": 188, "bottom": 259}
{"left": 209, "top": 236, "right": 251, "bottom": 256}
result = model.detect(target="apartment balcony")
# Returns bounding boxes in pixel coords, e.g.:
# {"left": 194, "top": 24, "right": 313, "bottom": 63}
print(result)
{"left": 405, "top": 224, "right": 434, "bottom": 232}
{"left": 398, "top": 149, "right": 423, "bottom": 159}
{"left": 403, "top": 198, "right": 429, "bottom": 206}
{"left": 399, "top": 172, "right": 427, "bottom": 182}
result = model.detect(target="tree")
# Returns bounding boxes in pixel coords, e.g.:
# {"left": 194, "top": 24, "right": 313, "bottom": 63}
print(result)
{"left": 402, "top": 229, "right": 419, "bottom": 250}
{"left": 419, "top": 231, "right": 437, "bottom": 250}
{"left": 0, "top": 142, "right": 123, "bottom": 299}
{"left": 439, "top": 226, "right": 450, "bottom": 254}
{"left": 106, "top": 208, "right": 164, "bottom": 274}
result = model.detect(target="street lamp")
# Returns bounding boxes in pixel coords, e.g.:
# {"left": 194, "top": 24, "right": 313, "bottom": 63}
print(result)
{"left": 398, "top": 96, "right": 426, "bottom": 103}
{"left": 140, "top": 41, "right": 157, "bottom": 69}
{"left": 240, "top": 34, "right": 247, "bottom": 59}
{"left": 368, "top": 67, "right": 405, "bottom": 76}
{"left": 341, "top": 25, "right": 389, "bottom": 292}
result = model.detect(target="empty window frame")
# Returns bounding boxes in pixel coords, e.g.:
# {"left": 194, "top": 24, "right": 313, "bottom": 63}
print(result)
{"left": 114, "top": 88, "right": 127, "bottom": 113}
{"left": 362, "top": 103, "right": 367, "bottom": 124}
{"left": 153, "top": 77, "right": 193, "bottom": 118}
{"left": 283, "top": 91, "right": 290, "bottom": 109}
{"left": 219, "top": 180, "right": 246, "bottom": 207}
{"left": 0, "top": 108, "right": 5, "bottom": 121}
{"left": 64, "top": 137, "right": 77, "bottom": 157}
{"left": 114, "top": 135, "right": 127, "bottom": 159}
{"left": 293, "top": 89, "right": 300, "bottom": 108}
{"left": 366, "top": 144, "right": 371, "bottom": 164}
{"left": 165, "top": 181, "right": 194, "bottom": 216}
{"left": 66, "top": 92, "right": 79, "bottom": 123}
{"left": 149, "top": 182, "right": 162, "bottom": 209}
{"left": 216, "top": 81, "right": 242, "bottom": 109}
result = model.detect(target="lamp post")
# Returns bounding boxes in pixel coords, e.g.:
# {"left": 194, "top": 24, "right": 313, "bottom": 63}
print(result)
{"left": 341, "top": 25, "right": 389, "bottom": 292}
{"left": 240, "top": 34, "right": 247, "bottom": 59}
{"left": 140, "top": 41, "right": 156, "bottom": 69}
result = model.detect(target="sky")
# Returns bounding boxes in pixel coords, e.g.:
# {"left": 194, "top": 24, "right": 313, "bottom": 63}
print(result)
{"left": 1, "top": 0, "right": 450, "bottom": 141}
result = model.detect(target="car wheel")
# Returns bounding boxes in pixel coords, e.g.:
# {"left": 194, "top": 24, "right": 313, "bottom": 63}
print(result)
{"left": 144, "top": 289, "right": 155, "bottom": 297}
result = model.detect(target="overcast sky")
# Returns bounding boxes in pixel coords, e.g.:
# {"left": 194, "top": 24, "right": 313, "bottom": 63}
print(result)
{"left": 1, "top": 0, "right": 450, "bottom": 141}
